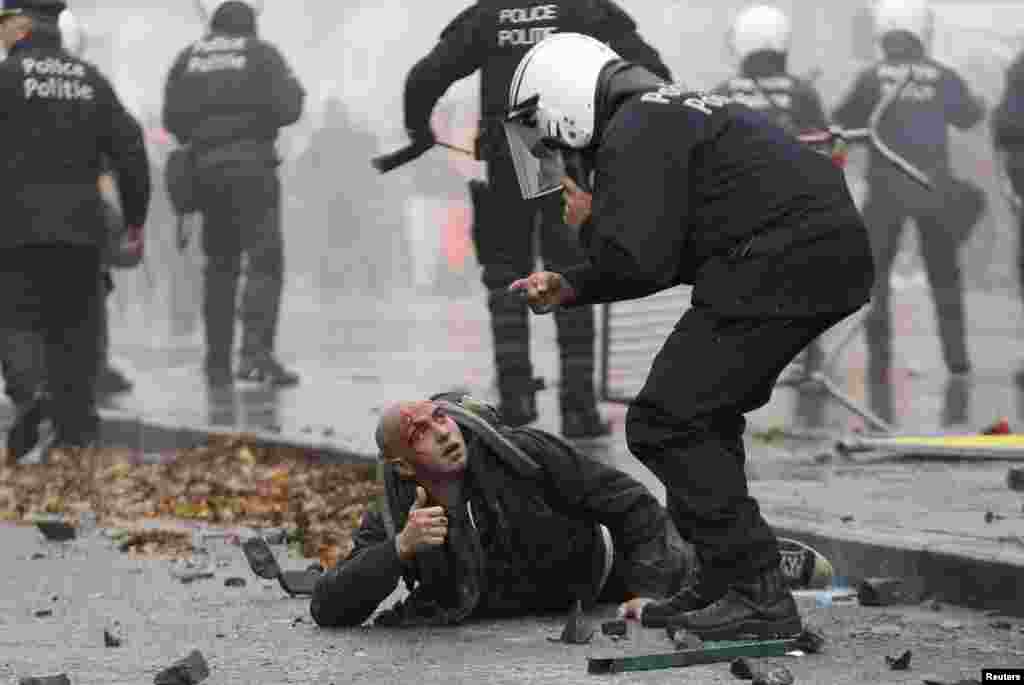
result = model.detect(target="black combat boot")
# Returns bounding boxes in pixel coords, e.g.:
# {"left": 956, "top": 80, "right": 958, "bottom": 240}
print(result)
{"left": 667, "top": 566, "right": 802, "bottom": 641}
{"left": 641, "top": 584, "right": 721, "bottom": 629}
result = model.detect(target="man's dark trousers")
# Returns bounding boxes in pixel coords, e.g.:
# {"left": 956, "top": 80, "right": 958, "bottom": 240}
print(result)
{"left": 0, "top": 245, "right": 103, "bottom": 445}
{"left": 198, "top": 168, "right": 284, "bottom": 376}
{"left": 625, "top": 306, "right": 853, "bottom": 592}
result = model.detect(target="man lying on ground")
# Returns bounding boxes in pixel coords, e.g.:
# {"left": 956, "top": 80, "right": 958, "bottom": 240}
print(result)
{"left": 309, "top": 392, "right": 696, "bottom": 627}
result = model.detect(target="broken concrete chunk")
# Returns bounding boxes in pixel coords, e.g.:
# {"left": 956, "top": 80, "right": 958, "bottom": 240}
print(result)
{"left": 33, "top": 609, "right": 52, "bottom": 618}
{"left": 104, "top": 622, "right": 123, "bottom": 647}
{"left": 224, "top": 577, "right": 246, "bottom": 588}
{"left": 857, "top": 577, "right": 925, "bottom": 606}
{"left": 753, "top": 666, "right": 794, "bottom": 685}
{"left": 792, "top": 627, "right": 826, "bottom": 654}
{"left": 1008, "top": 467, "right": 1024, "bottom": 492}
{"left": 730, "top": 657, "right": 755, "bottom": 679}
{"left": 35, "top": 521, "right": 75, "bottom": 542}
{"left": 153, "top": 649, "right": 209, "bottom": 685}
{"left": 885, "top": 650, "right": 911, "bottom": 670}
{"left": 19, "top": 675, "right": 71, "bottom": 685}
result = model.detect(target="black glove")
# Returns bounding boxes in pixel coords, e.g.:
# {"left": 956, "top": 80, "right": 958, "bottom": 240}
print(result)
{"left": 407, "top": 126, "right": 436, "bottom": 148}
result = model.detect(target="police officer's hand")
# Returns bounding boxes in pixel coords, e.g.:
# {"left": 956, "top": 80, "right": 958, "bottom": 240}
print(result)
{"left": 508, "top": 271, "right": 576, "bottom": 314}
{"left": 396, "top": 486, "right": 448, "bottom": 562}
{"left": 562, "top": 176, "right": 592, "bottom": 228}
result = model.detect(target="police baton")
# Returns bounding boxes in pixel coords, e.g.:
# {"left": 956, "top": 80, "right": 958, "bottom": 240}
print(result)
{"left": 372, "top": 139, "right": 475, "bottom": 174}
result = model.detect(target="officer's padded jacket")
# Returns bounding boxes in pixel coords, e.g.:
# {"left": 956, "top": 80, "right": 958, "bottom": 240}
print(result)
{"left": 560, "top": 84, "right": 876, "bottom": 318}
{"left": 310, "top": 424, "right": 682, "bottom": 628}
{"left": 403, "top": 0, "right": 672, "bottom": 134}
{"left": 993, "top": 51, "right": 1024, "bottom": 151}
{"left": 0, "top": 32, "right": 150, "bottom": 249}
{"left": 833, "top": 56, "right": 984, "bottom": 178}
{"left": 162, "top": 25, "right": 304, "bottom": 168}
{"left": 712, "top": 54, "right": 827, "bottom": 137}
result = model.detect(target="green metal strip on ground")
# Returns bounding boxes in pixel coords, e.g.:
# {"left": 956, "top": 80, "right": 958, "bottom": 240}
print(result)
{"left": 587, "top": 638, "right": 800, "bottom": 675}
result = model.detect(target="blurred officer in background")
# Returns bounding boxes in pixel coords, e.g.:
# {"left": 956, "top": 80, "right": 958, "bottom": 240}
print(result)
{"left": 993, "top": 46, "right": 1024, "bottom": 384}
{"left": 402, "top": 0, "right": 672, "bottom": 438}
{"left": 714, "top": 4, "right": 829, "bottom": 383}
{"left": 833, "top": 0, "right": 985, "bottom": 423}
{"left": 0, "top": 0, "right": 149, "bottom": 462}
{"left": 163, "top": 0, "right": 305, "bottom": 388}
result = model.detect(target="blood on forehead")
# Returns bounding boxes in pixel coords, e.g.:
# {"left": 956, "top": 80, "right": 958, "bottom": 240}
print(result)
{"left": 399, "top": 401, "right": 438, "bottom": 444}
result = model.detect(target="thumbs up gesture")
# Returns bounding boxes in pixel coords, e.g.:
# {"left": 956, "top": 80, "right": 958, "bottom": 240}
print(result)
{"left": 395, "top": 487, "right": 449, "bottom": 561}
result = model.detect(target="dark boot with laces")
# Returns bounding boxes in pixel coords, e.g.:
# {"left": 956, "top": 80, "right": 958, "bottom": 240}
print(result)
{"left": 666, "top": 566, "right": 802, "bottom": 641}
{"left": 641, "top": 583, "right": 722, "bottom": 628}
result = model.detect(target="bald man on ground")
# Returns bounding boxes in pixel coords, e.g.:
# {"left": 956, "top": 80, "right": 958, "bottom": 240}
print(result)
{"left": 310, "top": 392, "right": 695, "bottom": 628}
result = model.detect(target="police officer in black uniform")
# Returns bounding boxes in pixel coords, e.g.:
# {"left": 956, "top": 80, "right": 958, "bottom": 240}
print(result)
{"left": 0, "top": 0, "right": 149, "bottom": 461}
{"left": 713, "top": 5, "right": 829, "bottom": 384}
{"left": 508, "top": 33, "right": 874, "bottom": 639}
{"left": 402, "top": 0, "right": 671, "bottom": 438}
{"left": 163, "top": 0, "right": 305, "bottom": 388}
{"left": 993, "top": 48, "right": 1024, "bottom": 384}
{"left": 833, "top": 0, "right": 985, "bottom": 423}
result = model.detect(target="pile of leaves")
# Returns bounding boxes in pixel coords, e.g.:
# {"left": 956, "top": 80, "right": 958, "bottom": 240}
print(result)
{"left": 0, "top": 436, "right": 383, "bottom": 563}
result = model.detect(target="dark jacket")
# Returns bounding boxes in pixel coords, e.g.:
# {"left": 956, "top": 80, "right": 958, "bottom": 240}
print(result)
{"left": 833, "top": 53, "right": 984, "bottom": 180}
{"left": 161, "top": 6, "right": 304, "bottom": 172}
{"left": 0, "top": 28, "right": 150, "bottom": 249}
{"left": 713, "top": 52, "right": 827, "bottom": 136}
{"left": 403, "top": 0, "right": 671, "bottom": 151}
{"left": 310, "top": 419, "right": 686, "bottom": 628}
{"left": 993, "top": 50, "right": 1024, "bottom": 161}
{"left": 560, "top": 83, "right": 875, "bottom": 318}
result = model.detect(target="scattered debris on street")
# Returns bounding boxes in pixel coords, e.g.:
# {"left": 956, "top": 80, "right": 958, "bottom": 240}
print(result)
{"left": 885, "top": 649, "right": 912, "bottom": 670}
{"left": 153, "top": 649, "right": 209, "bottom": 685}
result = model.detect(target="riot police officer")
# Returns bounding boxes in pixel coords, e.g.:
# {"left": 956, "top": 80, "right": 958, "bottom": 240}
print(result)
{"left": 0, "top": 0, "right": 150, "bottom": 461}
{"left": 714, "top": 5, "right": 829, "bottom": 382}
{"left": 163, "top": 0, "right": 305, "bottom": 388}
{"left": 993, "top": 48, "right": 1024, "bottom": 384}
{"left": 402, "top": 0, "right": 672, "bottom": 438}
{"left": 833, "top": 0, "right": 985, "bottom": 422}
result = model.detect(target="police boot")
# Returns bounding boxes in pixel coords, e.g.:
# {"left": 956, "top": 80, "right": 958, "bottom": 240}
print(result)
{"left": 667, "top": 566, "right": 802, "bottom": 641}
{"left": 6, "top": 390, "right": 48, "bottom": 463}
{"left": 488, "top": 288, "right": 540, "bottom": 426}
{"left": 554, "top": 306, "right": 610, "bottom": 439}
{"left": 641, "top": 582, "right": 722, "bottom": 629}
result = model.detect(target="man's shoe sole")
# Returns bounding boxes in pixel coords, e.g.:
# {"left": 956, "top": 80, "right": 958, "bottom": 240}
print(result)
{"left": 669, "top": 616, "right": 803, "bottom": 642}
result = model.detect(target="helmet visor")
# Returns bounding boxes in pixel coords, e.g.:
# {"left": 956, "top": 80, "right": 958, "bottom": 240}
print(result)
{"left": 503, "top": 118, "right": 567, "bottom": 200}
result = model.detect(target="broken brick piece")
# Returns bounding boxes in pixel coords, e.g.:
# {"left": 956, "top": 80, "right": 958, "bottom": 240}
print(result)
{"left": 753, "top": 666, "right": 794, "bottom": 685}
{"left": 153, "top": 649, "right": 209, "bottom": 685}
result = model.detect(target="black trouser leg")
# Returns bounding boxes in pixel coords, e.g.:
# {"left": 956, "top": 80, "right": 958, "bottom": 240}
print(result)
{"left": 537, "top": 193, "right": 601, "bottom": 418}
{"left": 240, "top": 201, "right": 284, "bottom": 362}
{"left": 860, "top": 189, "right": 906, "bottom": 424}
{"left": 625, "top": 307, "right": 850, "bottom": 590}
{"left": 471, "top": 176, "right": 540, "bottom": 424}
{"left": 916, "top": 210, "right": 969, "bottom": 374}
{"left": 44, "top": 247, "right": 102, "bottom": 445}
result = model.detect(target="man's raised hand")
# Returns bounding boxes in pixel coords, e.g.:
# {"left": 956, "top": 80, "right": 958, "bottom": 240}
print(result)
{"left": 396, "top": 486, "right": 448, "bottom": 561}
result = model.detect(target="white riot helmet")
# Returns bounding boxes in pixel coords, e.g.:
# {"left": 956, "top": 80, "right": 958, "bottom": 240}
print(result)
{"left": 730, "top": 5, "right": 792, "bottom": 61}
{"left": 196, "top": 0, "right": 263, "bottom": 24}
{"left": 504, "top": 33, "right": 620, "bottom": 199}
{"left": 58, "top": 9, "right": 83, "bottom": 56}
{"left": 873, "top": 0, "right": 933, "bottom": 51}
